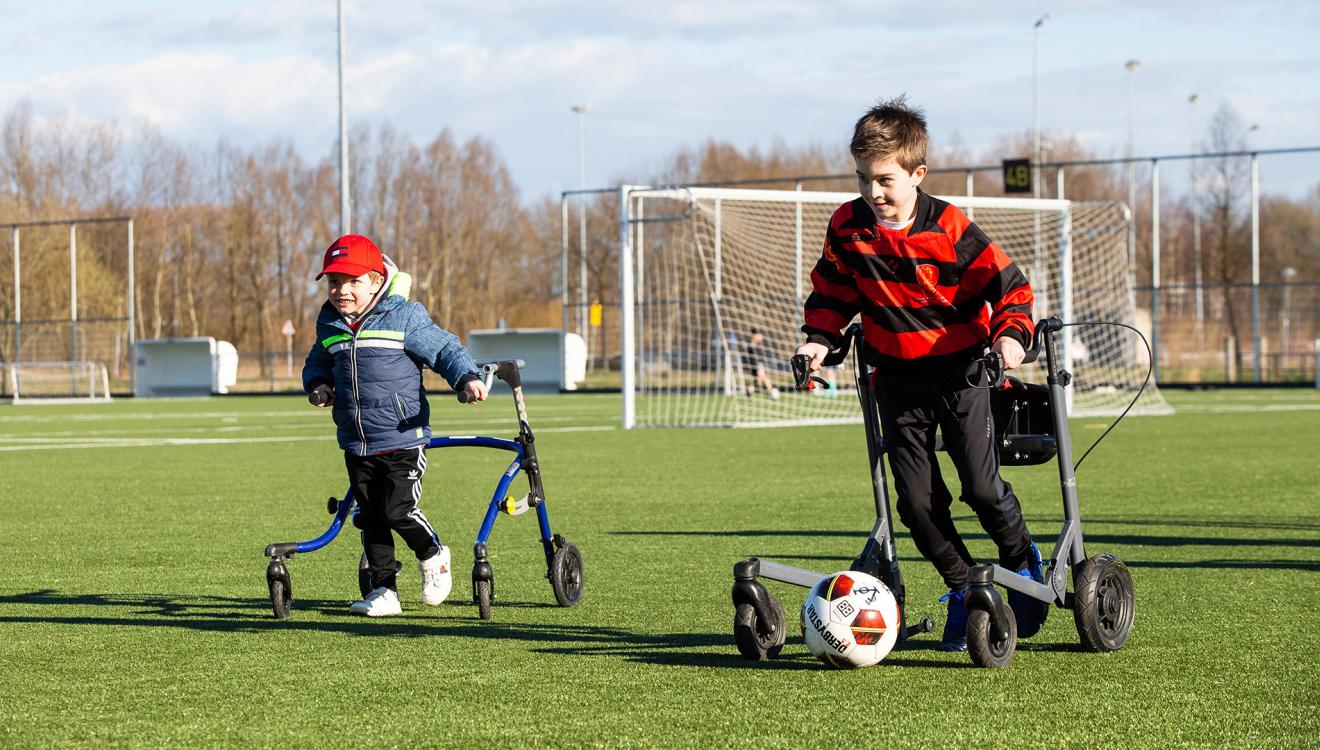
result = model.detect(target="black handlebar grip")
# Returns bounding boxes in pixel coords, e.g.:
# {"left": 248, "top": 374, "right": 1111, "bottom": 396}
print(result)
{"left": 791, "top": 354, "right": 813, "bottom": 391}
{"left": 457, "top": 390, "right": 475, "bottom": 404}
{"left": 987, "top": 352, "right": 1008, "bottom": 389}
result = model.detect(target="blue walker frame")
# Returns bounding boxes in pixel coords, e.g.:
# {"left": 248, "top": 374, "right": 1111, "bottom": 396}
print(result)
{"left": 264, "top": 360, "right": 583, "bottom": 620}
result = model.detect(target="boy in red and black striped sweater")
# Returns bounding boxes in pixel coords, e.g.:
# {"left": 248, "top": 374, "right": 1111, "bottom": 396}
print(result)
{"left": 795, "top": 96, "right": 1048, "bottom": 651}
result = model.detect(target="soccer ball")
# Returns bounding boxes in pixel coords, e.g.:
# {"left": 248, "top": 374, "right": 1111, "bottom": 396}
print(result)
{"left": 800, "top": 571, "right": 900, "bottom": 668}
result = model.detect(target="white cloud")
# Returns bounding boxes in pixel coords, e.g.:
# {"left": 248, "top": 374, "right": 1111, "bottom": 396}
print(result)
{"left": 2, "top": 0, "right": 1316, "bottom": 201}
{"left": 1, "top": 51, "right": 338, "bottom": 146}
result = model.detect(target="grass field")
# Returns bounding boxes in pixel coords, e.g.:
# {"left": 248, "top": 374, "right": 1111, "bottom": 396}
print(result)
{"left": 1, "top": 388, "right": 1318, "bottom": 748}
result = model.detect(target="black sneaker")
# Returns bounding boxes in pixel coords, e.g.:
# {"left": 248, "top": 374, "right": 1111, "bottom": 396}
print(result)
{"left": 938, "top": 589, "right": 968, "bottom": 652}
{"left": 1008, "top": 541, "right": 1050, "bottom": 638}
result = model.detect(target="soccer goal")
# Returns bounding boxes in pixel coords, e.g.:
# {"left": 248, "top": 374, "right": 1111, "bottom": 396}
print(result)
{"left": 620, "top": 186, "right": 1171, "bottom": 428}
{"left": 0, "top": 360, "right": 112, "bottom": 403}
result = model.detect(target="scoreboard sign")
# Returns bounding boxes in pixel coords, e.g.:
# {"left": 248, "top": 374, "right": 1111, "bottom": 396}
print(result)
{"left": 1002, "top": 158, "right": 1032, "bottom": 194}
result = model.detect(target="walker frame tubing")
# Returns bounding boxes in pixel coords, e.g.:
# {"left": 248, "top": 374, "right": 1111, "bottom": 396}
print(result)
{"left": 284, "top": 435, "right": 553, "bottom": 561}
{"left": 280, "top": 359, "right": 555, "bottom": 568}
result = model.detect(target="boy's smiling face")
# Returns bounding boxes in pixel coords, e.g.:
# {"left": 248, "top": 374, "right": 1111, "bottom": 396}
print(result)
{"left": 855, "top": 155, "right": 927, "bottom": 224}
{"left": 326, "top": 271, "right": 383, "bottom": 317}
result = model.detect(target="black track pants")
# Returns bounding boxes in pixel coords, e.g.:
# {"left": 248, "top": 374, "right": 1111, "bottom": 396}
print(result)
{"left": 877, "top": 373, "right": 1033, "bottom": 591}
{"left": 345, "top": 446, "right": 442, "bottom": 591}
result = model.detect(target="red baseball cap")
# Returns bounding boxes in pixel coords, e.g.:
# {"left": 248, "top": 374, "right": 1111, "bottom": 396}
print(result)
{"left": 316, "top": 235, "right": 385, "bottom": 280}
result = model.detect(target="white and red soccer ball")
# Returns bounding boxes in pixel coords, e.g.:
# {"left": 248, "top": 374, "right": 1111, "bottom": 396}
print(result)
{"left": 800, "top": 571, "right": 900, "bottom": 668}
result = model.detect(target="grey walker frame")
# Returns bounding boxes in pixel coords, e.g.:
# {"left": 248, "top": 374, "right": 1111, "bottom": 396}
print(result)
{"left": 731, "top": 323, "right": 936, "bottom": 662}
{"left": 732, "top": 316, "right": 1136, "bottom": 667}
{"left": 962, "top": 316, "right": 1136, "bottom": 667}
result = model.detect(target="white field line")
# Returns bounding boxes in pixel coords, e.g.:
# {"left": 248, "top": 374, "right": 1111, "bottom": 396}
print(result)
{"left": 0, "top": 424, "right": 617, "bottom": 452}
{"left": 0, "top": 415, "right": 616, "bottom": 440}
{"left": 1172, "top": 402, "right": 1320, "bottom": 413}
{"left": 0, "top": 409, "right": 618, "bottom": 425}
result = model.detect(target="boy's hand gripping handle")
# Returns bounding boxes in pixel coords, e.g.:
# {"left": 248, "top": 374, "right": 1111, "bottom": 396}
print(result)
{"left": 457, "top": 363, "right": 499, "bottom": 403}
{"left": 791, "top": 354, "right": 829, "bottom": 392}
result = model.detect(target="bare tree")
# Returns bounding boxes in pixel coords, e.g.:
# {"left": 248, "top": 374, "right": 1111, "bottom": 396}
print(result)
{"left": 1199, "top": 104, "right": 1253, "bottom": 355}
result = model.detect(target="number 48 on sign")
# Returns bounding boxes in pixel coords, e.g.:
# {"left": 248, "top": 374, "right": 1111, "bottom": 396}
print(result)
{"left": 1002, "top": 158, "right": 1032, "bottom": 194}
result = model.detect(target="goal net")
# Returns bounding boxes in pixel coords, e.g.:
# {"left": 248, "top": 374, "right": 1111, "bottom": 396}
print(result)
{"left": 624, "top": 187, "right": 1171, "bottom": 428}
{"left": 1, "top": 360, "right": 112, "bottom": 403}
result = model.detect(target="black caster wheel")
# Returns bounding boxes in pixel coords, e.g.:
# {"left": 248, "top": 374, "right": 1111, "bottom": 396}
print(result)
{"left": 474, "top": 578, "right": 493, "bottom": 620}
{"left": 1073, "top": 553, "right": 1135, "bottom": 652}
{"left": 733, "top": 593, "right": 786, "bottom": 661}
{"left": 357, "top": 553, "right": 372, "bottom": 599}
{"left": 968, "top": 598, "right": 1018, "bottom": 668}
{"left": 549, "top": 539, "right": 584, "bottom": 607}
{"left": 266, "top": 560, "right": 292, "bottom": 620}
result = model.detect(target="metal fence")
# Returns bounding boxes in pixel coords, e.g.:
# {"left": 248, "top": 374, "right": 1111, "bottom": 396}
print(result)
{"left": 0, "top": 217, "right": 136, "bottom": 383}
{"left": 561, "top": 146, "right": 1320, "bottom": 387}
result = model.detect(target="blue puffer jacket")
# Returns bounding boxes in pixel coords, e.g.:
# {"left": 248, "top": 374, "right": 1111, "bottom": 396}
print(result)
{"left": 302, "top": 262, "right": 479, "bottom": 456}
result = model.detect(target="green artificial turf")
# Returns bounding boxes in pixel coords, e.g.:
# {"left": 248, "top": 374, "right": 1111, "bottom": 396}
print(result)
{"left": 0, "top": 388, "right": 1317, "bottom": 748}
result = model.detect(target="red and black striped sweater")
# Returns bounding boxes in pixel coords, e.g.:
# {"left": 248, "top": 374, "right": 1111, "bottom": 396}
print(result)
{"left": 803, "top": 190, "right": 1034, "bottom": 374}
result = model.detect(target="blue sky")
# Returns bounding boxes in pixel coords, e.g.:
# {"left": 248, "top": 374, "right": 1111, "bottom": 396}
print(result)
{"left": 2, "top": 0, "right": 1318, "bottom": 200}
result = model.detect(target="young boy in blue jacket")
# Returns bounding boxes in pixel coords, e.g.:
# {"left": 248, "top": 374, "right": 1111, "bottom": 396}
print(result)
{"left": 303, "top": 234, "right": 487, "bottom": 617}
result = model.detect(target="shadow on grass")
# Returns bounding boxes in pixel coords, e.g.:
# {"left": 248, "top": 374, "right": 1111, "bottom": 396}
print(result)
{"left": 614, "top": 526, "right": 1320, "bottom": 551}
{"left": 720, "top": 551, "right": 1320, "bottom": 573}
{"left": 1120, "top": 558, "right": 1320, "bottom": 571}
{"left": 0, "top": 589, "right": 998, "bottom": 670}
{"left": 0, "top": 588, "right": 560, "bottom": 636}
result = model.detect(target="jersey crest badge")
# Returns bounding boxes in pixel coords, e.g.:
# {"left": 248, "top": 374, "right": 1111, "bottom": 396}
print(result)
{"left": 914, "top": 264, "right": 951, "bottom": 306}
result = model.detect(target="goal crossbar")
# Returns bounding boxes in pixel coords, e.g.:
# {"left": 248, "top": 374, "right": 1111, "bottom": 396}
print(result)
{"left": 636, "top": 186, "right": 1071, "bottom": 213}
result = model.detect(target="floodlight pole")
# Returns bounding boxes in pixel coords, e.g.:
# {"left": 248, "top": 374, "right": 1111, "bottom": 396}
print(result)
{"left": 1031, "top": 14, "right": 1050, "bottom": 319}
{"left": 1032, "top": 13, "right": 1050, "bottom": 200}
{"left": 572, "top": 104, "right": 590, "bottom": 361}
{"left": 1250, "top": 152, "right": 1261, "bottom": 383}
{"left": 1124, "top": 59, "right": 1140, "bottom": 268}
{"left": 1282, "top": 266, "right": 1297, "bottom": 357}
{"left": 11, "top": 227, "right": 19, "bottom": 362}
{"left": 70, "top": 224, "right": 78, "bottom": 362}
{"left": 338, "top": 0, "right": 351, "bottom": 235}
{"left": 1188, "top": 93, "right": 1204, "bottom": 339}
{"left": 127, "top": 218, "right": 135, "bottom": 348}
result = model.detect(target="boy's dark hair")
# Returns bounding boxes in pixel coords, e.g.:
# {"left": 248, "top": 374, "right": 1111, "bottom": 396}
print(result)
{"left": 850, "top": 95, "right": 928, "bottom": 173}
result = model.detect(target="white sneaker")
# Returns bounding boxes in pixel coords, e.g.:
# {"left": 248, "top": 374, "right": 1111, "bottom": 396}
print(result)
{"left": 349, "top": 587, "right": 402, "bottom": 617}
{"left": 419, "top": 546, "right": 452, "bottom": 606}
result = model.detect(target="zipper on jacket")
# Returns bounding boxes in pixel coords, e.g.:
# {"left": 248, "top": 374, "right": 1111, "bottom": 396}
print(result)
{"left": 350, "top": 324, "right": 367, "bottom": 455}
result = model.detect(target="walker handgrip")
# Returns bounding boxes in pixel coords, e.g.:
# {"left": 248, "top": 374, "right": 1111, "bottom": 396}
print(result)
{"left": 457, "top": 364, "right": 498, "bottom": 403}
{"left": 790, "top": 355, "right": 820, "bottom": 391}
{"left": 987, "top": 352, "right": 1008, "bottom": 390}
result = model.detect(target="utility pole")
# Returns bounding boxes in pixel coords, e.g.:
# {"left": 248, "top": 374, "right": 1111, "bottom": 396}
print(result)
{"left": 1124, "top": 58, "right": 1140, "bottom": 269}
{"left": 338, "top": 0, "right": 351, "bottom": 235}
{"left": 1032, "top": 13, "right": 1050, "bottom": 200}
{"left": 1188, "top": 93, "right": 1204, "bottom": 340}
{"left": 571, "top": 103, "right": 590, "bottom": 364}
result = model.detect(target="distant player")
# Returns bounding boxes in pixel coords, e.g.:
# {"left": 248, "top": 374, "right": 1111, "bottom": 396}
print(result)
{"left": 743, "top": 329, "right": 780, "bottom": 400}
{"left": 303, "top": 234, "right": 487, "bottom": 616}
{"left": 794, "top": 96, "right": 1049, "bottom": 651}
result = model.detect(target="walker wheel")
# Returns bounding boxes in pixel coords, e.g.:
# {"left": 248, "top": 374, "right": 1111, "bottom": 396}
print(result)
{"left": 266, "top": 560, "right": 292, "bottom": 620}
{"left": 474, "top": 578, "right": 493, "bottom": 620}
{"left": 1073, "top": 553, "right": 1135, "bottom": 652}
{"left": 733, "top": 593, "right": 786, "bottom": 661}
{"left": 549, "top": 541, "right": 584, "bottom": 607}
{"left": 967, "top": 598, "right": 1018, "bottom": 668}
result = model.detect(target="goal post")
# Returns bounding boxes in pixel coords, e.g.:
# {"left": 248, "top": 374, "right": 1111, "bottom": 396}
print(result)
{"left": 620, "top": 186, "right": 1171, "bottom": 428}
{"left": 1, "top": 360, "right": 112, "bottom": 403}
